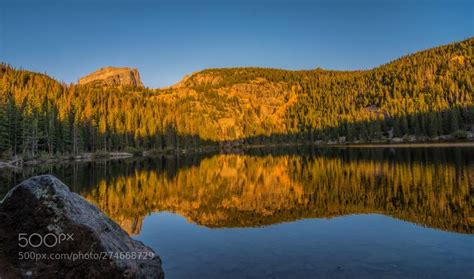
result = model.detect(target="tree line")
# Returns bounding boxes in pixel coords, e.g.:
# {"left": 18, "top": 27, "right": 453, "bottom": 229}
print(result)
{"left": 0, "top": 37, "right": 472, "bottom": 158}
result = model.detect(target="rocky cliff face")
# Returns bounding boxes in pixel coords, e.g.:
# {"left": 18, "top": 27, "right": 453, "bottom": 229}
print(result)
{"left": 78, "top": 67, "right": 144, "bottom": 87}
{"left": 0, "top": 175, "right": 164, "bottom": 279}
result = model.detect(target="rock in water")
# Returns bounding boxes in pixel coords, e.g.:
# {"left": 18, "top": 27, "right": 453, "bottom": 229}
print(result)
{"left": 0, "top": 175, "right": 164, "bottom": 279}
{"left": 78, "top": 66, "right": 144, "bottom": 88}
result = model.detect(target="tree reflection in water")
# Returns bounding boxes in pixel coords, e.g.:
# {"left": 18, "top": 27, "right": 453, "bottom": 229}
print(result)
{"left": 71, "top": 147, "right": 473, "bottom": 235}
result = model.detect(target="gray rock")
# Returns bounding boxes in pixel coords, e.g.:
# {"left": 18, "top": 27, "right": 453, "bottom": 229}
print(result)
{"left": 438, "top": 134, "right": 454, "bottom": 141}
{"left": 0, "top": 175, "right": 164, "bottom": 279}
{"left": 390, "top": 137, "right": 403, "bottom": 143}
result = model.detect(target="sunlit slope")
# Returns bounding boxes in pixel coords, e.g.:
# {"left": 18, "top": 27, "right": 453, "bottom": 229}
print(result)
{"left": 165, "top": 37, "right": 473, "bottom": 139}
{"left": 1, "top": 38, "right": 472, "bottom": 154}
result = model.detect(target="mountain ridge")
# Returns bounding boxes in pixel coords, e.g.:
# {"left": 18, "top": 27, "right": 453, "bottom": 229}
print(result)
{"left": 165, "top": 37, "right": 472, "bottom": 90}
{"left": 77, "top": 37, "right": 472, "bottom": 90}
{"left": 0, "top": 37, "right": 472, "bottom": 156}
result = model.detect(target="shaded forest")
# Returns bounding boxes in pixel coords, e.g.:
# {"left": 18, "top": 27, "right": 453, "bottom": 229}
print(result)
{"left": 0, "top": 38, "right": 473, "bottom": 159}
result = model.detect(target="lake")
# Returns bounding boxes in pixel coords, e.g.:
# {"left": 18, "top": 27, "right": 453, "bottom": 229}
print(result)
{"left": 1, "top": 146, "right": 473, "bottom": 278}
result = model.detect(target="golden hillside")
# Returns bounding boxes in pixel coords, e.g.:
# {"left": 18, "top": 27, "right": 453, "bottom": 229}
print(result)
{"left": 0, "top": 38, "right": 472, "bottom": 156}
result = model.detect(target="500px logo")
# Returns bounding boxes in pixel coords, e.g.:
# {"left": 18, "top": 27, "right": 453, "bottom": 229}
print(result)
{"left": 18, "top": 233, "right": 74, "bottom": 248}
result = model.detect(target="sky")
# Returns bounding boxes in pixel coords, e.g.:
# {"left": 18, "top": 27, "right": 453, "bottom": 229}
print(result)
{"left": 0, "top": 0, "right": 472, "bottom": 88}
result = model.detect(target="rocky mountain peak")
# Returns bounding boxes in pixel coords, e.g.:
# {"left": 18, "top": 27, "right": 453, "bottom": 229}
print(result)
{"left": 78, "top": 66, "right": 144, "bottom": 88}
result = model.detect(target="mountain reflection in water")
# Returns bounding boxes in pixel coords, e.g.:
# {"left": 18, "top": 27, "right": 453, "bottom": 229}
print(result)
{"left": 3, "top": 146, "right": 471, "bottom": 235}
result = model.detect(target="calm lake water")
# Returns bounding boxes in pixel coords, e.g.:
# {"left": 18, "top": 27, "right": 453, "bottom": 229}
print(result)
{"left": 1, "top": 146, "right": 473, "bottom": 278}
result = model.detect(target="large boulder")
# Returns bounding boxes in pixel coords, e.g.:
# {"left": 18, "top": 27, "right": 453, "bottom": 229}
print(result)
{"left": 0, "top": 175, "right": 164, "bottom": 278}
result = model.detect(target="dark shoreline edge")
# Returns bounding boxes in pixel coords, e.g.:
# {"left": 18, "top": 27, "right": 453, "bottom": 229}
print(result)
{"left": 1, "top": 139, "right": 473, "bottom": 170}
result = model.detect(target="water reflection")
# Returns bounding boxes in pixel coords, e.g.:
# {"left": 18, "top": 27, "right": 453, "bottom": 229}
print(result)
{"left": 2, "top": 147, "right": 472, "bottom": 235}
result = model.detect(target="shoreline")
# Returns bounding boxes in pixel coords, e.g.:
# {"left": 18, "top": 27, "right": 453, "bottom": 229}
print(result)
{"left": 336, "top": 141, "right": 474, "bottom": 148}
{"left": 0, "top": 146, "right": 221, "bottom": 169}
{"left": 239, "top": 139, "right": 474, "bottom": 150}
{"left": 1, "top": 139, "right": 473, "bottom": 169}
